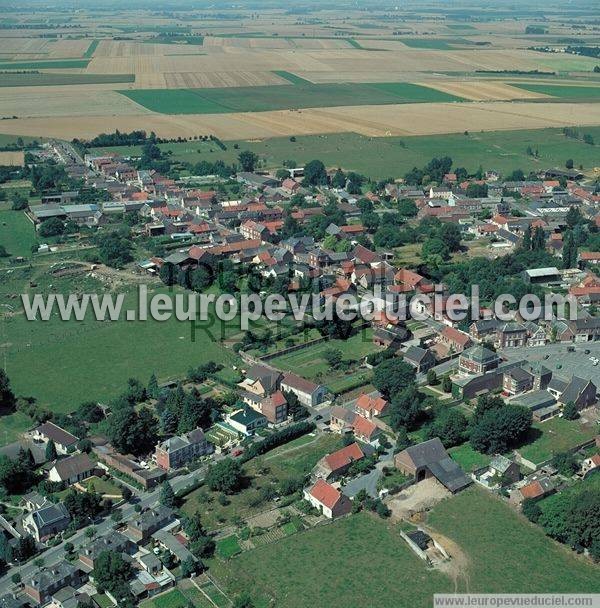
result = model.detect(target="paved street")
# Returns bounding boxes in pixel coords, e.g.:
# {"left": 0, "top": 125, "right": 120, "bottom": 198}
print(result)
{"left": 0, "top": 466, "right": 208, "bottom": 589}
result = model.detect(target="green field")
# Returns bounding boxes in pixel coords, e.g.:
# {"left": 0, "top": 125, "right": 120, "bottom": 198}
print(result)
{"left": 268, "top": 330, "right": 377, "bottom": 383}
{"left": 119, "top": 81, "right": 462, "bottom": 114}
{"left": 428, "top": 487, "right": 600, "bottom": 592}
{"left": 0, "top": 73, "right": 135, "bottom": 87}
{"left": 0, "top": 209, "right": 36, "bottom": 258}
{"left": 517, "top": 418, "right": 597, "bottom": 465}
{"left": 89, "top": 126, "right": 600, "bottom": 180}
{"left": 216, "top": 535, "right": 242, "bottom": 559}
{"left": 0, "top": 411, "right": 33, "bottom": 445}
{"left": 272, "top": 70, "right": 312, "bottom": 85}
{"left": 0, "top": 271, "right": 239, "bottom": 413}
{"left": 83, "top": 39, "right": 99, "bottom": 58}
{"left": 400, "top": 38, "right": 466, "bottom": 49}
{"left": 0, "top": 59, "right": 91, "bottom": 70}
{"left": 512, "top": 82, "right": 600, "bottom": 100}
{"left": 208, "top": 512, "right": 454, "bottom": 608}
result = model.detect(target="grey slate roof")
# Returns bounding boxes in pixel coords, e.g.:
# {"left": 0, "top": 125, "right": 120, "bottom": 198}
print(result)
{"left": 32, "top": 502, "right": 70, "bottom": 529}
{"left": 403, "top": 438, "right": 471, "bottom": 493}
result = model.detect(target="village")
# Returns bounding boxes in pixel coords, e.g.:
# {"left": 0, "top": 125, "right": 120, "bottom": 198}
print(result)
{"left": 0, "top": 133, "right": 599, "bottom": 608}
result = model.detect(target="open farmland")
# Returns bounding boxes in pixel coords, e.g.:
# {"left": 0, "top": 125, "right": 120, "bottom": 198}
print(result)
{"left": 119, "top": 81, "right": 463, "bottom": 114}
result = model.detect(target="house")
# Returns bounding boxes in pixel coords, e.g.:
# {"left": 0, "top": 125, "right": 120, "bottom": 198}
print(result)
{"left": 280, "top": 372, "right": 327, "bottom": 407}
{"left": 329, "top": 406, "right": 356, "bottom": 434}
{"left": 48, "top": 453, "right": 96, "bottom": 485}
{"left": 32, "top": 422, "right": 78, "bottom": 455}
{"left": 93, "top": 444, "right": 166, "bottom": 490}
{"left": 258, "top": 390, "right": 288, "bottom": 424}
{"left": 403, "top": 346, "right": 436, "bottom": 373}
{"left": 476, "top": 455, "right": 521, "bottom": 487}
{"left": 438, "top": 326, "right": 472, "bottom": 354}
{"left": 314, "top": 443, "right": 364, "bottom": 480}
{"left": 126, "top": 505, "right": 176, "bottom": 543}
{"left": 502, "top": 367, "right": 534, "bottom": 396}
{"left": 352, "top": 415, "right": 381, "bottom": 446}
{"left": 523, "top": 267, "right": 561, "bottom": 285}
{"left": 23, "top": 562, "right": 86, "bottom": 606}
{"left": 79, "top": 531, "right": 136, "bottom": 570}
{"left": 226, "top": 406, "right": 268, "bottom": 436}
{"left": 354, "top": 393, "right": 388, "bottom": 419}
{"left": 155, "top": 428, "right": 212, "bottom": 470}
{"left": 458, "top": 346, "right": 501, "bottom": 375}
{"left": 497, "top": 322, "right": 528, "bottom": 348}
{"left": 513, "top": 477, "right": 555, "bottom": 503}
{"left": 394, "top": 438, "right": 471, "bottom": 493}
{"left": 580, "top": 454, "right": 600, "bottom": 478}
{"left": 238, "top": 364, "right": 282, "bottom": 398}
{"left": 23, "top": 501, "right": 71, "bottom": 542}
{"left": 303, "top": 479, "right": 352, "bottom": 519}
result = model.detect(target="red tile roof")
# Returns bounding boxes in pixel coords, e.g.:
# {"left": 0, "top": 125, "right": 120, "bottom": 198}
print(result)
{"left": 352, "top": 415, "right": 378, "bottom": 440}
{"left": 325, "top": 442, "right": 364, "bottom": 473}
{"left": 356, "top": 393, "right": 388, "bottom": 415}
{"left": 520, "top": 481, "right": 545, "bottom": 500}
{"left": 308, "top": 479, "right": 343, "bottom": 510}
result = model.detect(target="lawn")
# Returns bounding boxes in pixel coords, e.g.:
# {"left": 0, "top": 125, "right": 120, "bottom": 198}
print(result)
{"left": 88, "top": 126, "right": 600, "bottom": 180}
{"left": 448, "top": 442, "right": 491, "bottom": 472}
{"left": 0, "top": 73, "right": 135, "bottom": 87}
{"left": 0, "top": 411, "right": 34, "bottom": 446}
{"left": 0, "top": 59, "right": 91, "bottom": 69}
{"left": 517, "top": 417, "right": 597, "bottom": 465}
{"left": 428, "top": 486, "right": 600, "bottom": 593}
{"left": 216, "top": 534, "right": 242, "bottom": 559}
{"left": 119, "top": 81, "right": 462, "bottom": 115}
{"left": 0, "top": 209, "right": 37, "bottom": 258}
{"left": 208, "top": 512, "right": 454, "bottom": 608}
{"left": 269, "top": 330, "right": 377, "bottom": 382}
{"left": 140, "top": 589, "right": 189, "bottom": 608}
{"left": 512, "top": 82, "right": 600, "bottom": 100}
{"left": 81, "top": 475, "right": 122, "bottom": 496}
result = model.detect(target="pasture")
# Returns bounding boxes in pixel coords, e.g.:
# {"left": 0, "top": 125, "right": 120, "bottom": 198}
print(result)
{"left": 207, "top": 512, "right": 454, "bottom": 608}
{"left": 89, "top": 126, "right": 600, "bottom": 180}
{"left": 428, "top": 487, "right": 600, "bottom": 592}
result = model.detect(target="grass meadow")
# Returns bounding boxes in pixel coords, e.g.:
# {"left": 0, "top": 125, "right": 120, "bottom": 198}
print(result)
{"left": 512, "top": 82, "right": 600, "bottom": 100}
{"left": 0, "top": 73, "right": 135, "bottom": 87}
{"left": 90, "top": 126, "right": 600, "bottom": 180}
{"left": 428, "top": 487, "right": 600, "bottom": 593}
{"left": 207, "top": 512, "right": 454, "bottom": 608}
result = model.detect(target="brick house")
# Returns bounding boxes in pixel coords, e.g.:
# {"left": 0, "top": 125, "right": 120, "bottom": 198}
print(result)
{"left": 24, "top": 562, "right": 86, "bottom": 606}
{"left": 155, "top": 428, "right": 213, "bottom": 470}
{"left": 438, "top": 326, "right": 472, "bottom": 354}
{"left": 354, "top": 394, "right": 388, "bottom": 419}
{"left": 458, "top": 346, "right": 501, "bottom": 375}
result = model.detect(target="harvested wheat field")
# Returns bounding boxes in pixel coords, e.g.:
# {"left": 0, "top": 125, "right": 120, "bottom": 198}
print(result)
{"left": 417, "top": 81, "right": 551, "bottom": 101}
{"left": 0, "top": 151, "right": 24, "bottom": 166}
{"left": 0, "top": 88, "right": 150, "bottom": 118}
{"left": 161, "top": 71, "right": 288, "bottom": 89}
{"left": 2, "top": 101, "right": 600, "bottom": 141}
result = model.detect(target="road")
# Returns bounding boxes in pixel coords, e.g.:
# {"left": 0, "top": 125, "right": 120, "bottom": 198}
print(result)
{"left": 2, "top": 466, "right": 208, "bottom": 589}
{"left": 342, "top": 448, "right": 394, "bottom": 499}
